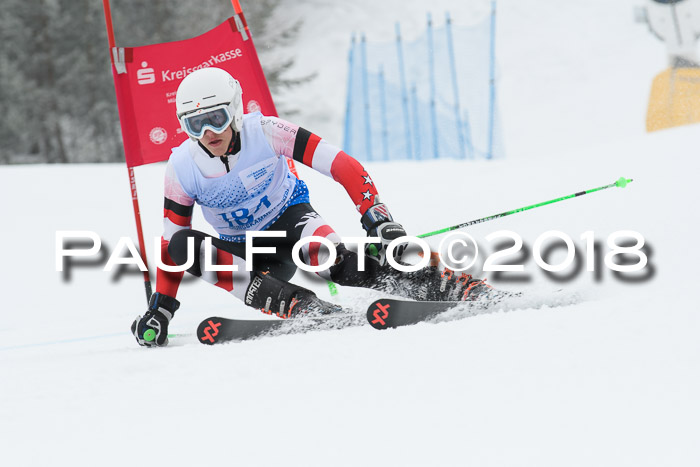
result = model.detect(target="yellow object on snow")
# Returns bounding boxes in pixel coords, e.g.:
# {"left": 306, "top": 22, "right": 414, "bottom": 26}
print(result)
{"left": 647, "top": 67, "right": 700, "bottom": 132}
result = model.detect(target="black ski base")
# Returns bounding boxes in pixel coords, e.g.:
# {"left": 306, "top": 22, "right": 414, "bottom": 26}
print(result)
{"left": 197, "top": 317, "right": 285, "bottom": 344}
{"left": 197, "top": 309, "right": 365, "bottom": 345}
{"left": 366, "top": 299, "right": 459, "bottom": 330}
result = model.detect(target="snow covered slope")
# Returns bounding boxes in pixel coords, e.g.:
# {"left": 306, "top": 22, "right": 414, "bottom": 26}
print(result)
{"left": 1, "top": 1, "right": 698, "bottom": 466}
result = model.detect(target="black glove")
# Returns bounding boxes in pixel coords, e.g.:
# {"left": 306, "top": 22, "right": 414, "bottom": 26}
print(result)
{"left": 131, "top": 293, "right": 180, "bottom": 347}
{"left": 361, "top": 203, "right": 408, "bottom": 267}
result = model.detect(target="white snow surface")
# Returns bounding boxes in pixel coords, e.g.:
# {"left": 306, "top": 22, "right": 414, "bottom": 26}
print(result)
{"left": 1, "top": 1, "right": 699, "bottom": 466}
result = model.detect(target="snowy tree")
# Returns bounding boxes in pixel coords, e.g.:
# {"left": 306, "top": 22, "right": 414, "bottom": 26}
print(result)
{"left": 0, "top": 0, "right": 312, "bottom": 164}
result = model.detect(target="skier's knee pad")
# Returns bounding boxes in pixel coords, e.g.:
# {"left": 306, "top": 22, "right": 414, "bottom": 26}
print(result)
{"left": 244, "top": 272, "right": 316, "bottom": 315}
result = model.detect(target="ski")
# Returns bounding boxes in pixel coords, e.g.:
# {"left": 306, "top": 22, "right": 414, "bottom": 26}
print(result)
{"left": 197, "top": 317, "right": 285, "bottom": 344}
{"left": 199, "top": 291, "right": 581, "bottom": 343}
{"left": 197, "top": 310, "right": 365, "bottom": 345}
{"left": 366, "top": 289, "right": 578, "bottom": 330}
{"left": 366, "top": 299, "right": 459, "bottom": 330}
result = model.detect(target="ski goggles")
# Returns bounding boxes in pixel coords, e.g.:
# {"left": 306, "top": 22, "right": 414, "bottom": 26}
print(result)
{"left": 180, "top": 105, "right": 233, "bottom": 139}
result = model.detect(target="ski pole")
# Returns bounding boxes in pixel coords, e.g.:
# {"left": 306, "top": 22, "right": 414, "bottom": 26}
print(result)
{"left": 417, "top": 176, "right": 634, "bottom": 238}
{"left": 327, "top": 177, "right": 632, "bottom": 296}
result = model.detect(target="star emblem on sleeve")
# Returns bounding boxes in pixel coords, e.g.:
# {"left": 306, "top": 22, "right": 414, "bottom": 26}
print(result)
{"left": 362, "top": 190, "right": 373, "bottom": 200}
{"left": 362, "top": 174, "right": 373, "bottom": 185}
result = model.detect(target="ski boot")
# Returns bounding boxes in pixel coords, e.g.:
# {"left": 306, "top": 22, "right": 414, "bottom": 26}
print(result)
{"left": 370, "top": 260, "right": 494, "bottom": 302}
{"left": 244, "top": 272, "right": 342, "bottom": 319}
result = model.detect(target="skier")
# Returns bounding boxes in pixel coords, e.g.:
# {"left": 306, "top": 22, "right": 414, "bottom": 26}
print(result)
{"left": 131, "top": 67, "right": 489, "bottom": 347}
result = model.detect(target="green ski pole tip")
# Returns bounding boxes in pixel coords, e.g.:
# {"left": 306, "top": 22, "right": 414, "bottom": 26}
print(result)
{"left": 143, "top": 329, "right": 156, "bottom": 342}
{"left": 615, "top": 177, "right": 633, "bottom": 188}
{"left": 327, "top": 281, "right": 339, "bottom": 296}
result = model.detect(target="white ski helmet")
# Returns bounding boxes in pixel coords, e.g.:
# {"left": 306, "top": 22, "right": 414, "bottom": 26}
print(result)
{"left": 175, "top": 67, "right": 244, "bottom": 139}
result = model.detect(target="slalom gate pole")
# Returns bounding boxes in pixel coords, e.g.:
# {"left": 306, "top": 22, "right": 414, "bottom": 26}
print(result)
{"left": 417, "top": 177, "right": 634, "bottom": 239}
{"left": 395, "top": 23, "right": 413, "bottom": 159}
{"left": 230, "top": 0, "right": 243, "bottom": 14}
{"left": 102, "top": 0, "right": 153, "bottom": 304}
{"left": 343, "top": 34, "right": 356, "bottom": 153}
{"left": 426, "top": 13, "right": 440, "bottom": 159}
{"left": 379, "top": 67, "right": 389, "bottom": 161}
{"left": 445, "top": 11, "right": 466, "bottom": 159}
{"left": 361, "top": 34, "right": 373, "bottom": 160}
{"left": 487, "top": 0, "right": 497, "bottom": 159}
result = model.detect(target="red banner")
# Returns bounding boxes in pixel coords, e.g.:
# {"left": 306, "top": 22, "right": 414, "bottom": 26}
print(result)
{"left": 111, "top": 17, "right": 277, "bottom": 167}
